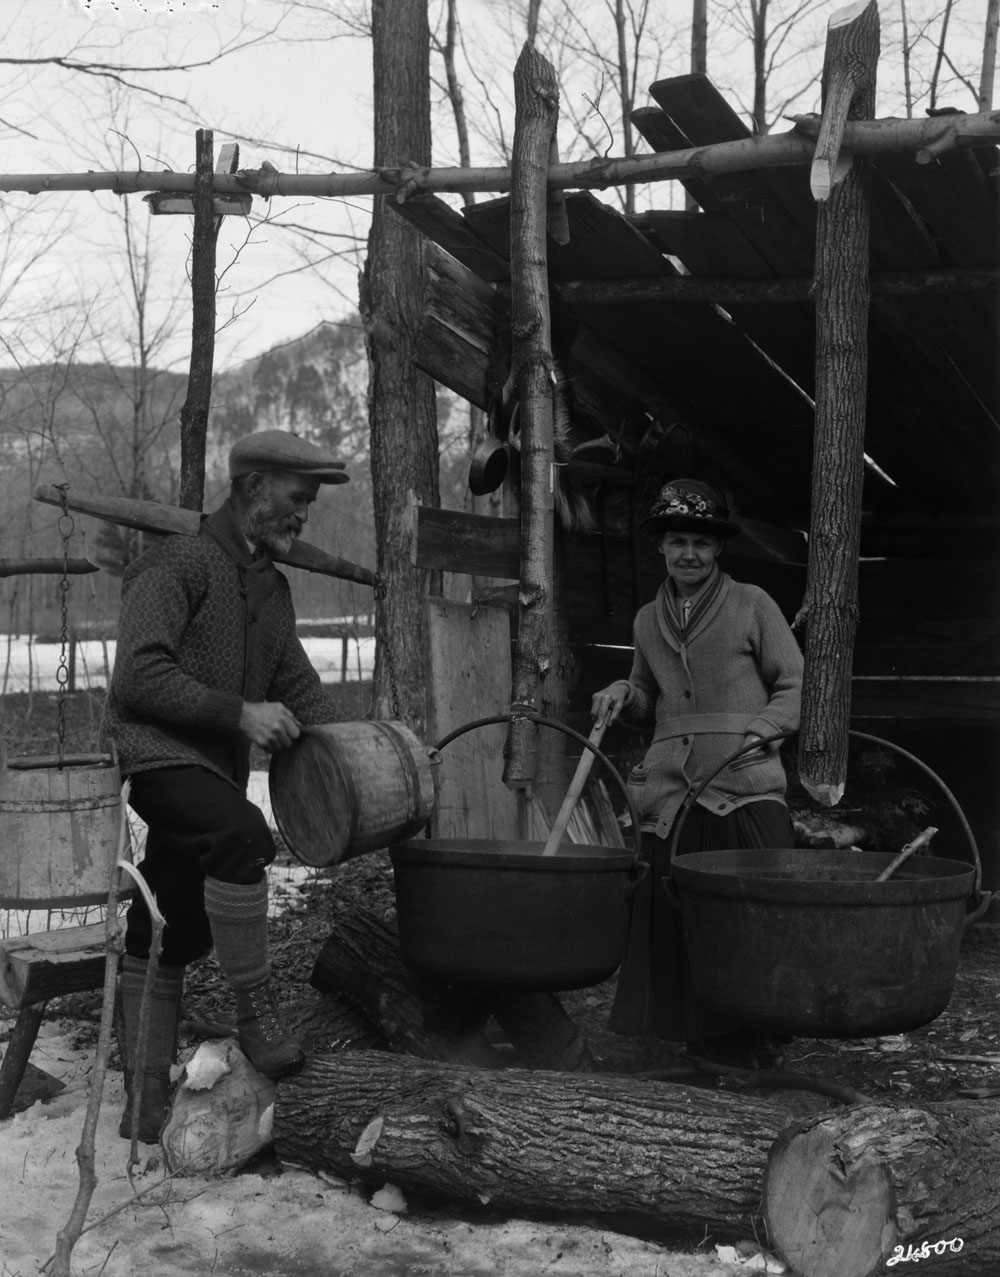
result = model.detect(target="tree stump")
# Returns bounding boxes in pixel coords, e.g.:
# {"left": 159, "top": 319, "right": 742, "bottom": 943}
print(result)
{"left": 764, "top": 1101, "right": 1000, "bottom": 1277}
{"left": 274, "top": 1049, "right": 793, "bottom": 1239}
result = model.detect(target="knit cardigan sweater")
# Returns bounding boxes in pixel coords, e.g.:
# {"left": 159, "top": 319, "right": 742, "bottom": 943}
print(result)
{"left": 101, "top": 501, "right": 337, "bottom": 790}
{"left": 620, "top": 571, "right": 803, "bottom": 837}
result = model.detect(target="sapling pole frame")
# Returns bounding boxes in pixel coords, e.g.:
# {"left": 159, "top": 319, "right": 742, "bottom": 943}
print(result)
{"left": 503, "top": 43, "right": 562, "bottom": 798}
{"left": 0, "top": 111, "right": 997, "bottom": 202}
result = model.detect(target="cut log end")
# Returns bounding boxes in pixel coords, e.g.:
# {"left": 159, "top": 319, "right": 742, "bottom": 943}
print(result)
{"left": 830, "top": 0, "right": 874, "bottom": 28}
{"left": 799, "top": 775, "right": 847, "bottom": 807}
{"left": 765, "top": 1121, "right": 896, "bottom": 1277}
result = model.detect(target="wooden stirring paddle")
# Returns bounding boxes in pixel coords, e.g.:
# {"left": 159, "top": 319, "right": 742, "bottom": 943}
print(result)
{"left": 541, "top": 711, "right": 611, "bottom": 857}
{"left": 875, "top": 826, "right": 939, "bottom": 882}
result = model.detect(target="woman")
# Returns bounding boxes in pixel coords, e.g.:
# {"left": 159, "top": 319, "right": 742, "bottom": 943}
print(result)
{"left": 591, "top": 478, "right": 802, "bottom": 1065}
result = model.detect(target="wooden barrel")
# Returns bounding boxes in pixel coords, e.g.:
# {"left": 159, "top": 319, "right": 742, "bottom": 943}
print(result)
{"left": 0, "top": 753, "right": 125, "bottom": 908}
{"left": 268, "top": 721, "right": 437, "bottom": 867}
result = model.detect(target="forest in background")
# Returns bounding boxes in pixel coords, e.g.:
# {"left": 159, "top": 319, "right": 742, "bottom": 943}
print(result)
{"left": 0, "top": 316, "right": 473, "bottom": 639}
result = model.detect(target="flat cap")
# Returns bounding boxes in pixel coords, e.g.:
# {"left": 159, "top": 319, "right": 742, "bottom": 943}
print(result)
{"left": 229, "top": 430, "right": 349, "bottom": 484}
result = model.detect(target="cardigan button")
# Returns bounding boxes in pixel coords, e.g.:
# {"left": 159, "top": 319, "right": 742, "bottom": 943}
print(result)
{"left": 683, "top": 690, "right": 691, "bottom": 699}
{"left": 682, "top": 736, "right": 690, "bottom": 745}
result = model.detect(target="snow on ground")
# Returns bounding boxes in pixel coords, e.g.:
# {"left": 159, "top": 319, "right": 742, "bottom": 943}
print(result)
{"left": 0, "top": 1034, "right": 755, "bottom": 1277}
{"left": 0, "top": 633, "right": 375, "bottom": 694}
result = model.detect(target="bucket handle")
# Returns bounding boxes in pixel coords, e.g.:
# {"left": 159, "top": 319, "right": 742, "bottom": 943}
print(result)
{"left": 433, "top": 712, "right": 644, "bottom": 858}
{"left": 666, "top": 729, "right": 990, "bottom": 922}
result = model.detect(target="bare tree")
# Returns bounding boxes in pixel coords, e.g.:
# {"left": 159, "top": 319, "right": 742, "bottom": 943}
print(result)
{"left": 360, "top": 0, "right": 441, "bottom": 733}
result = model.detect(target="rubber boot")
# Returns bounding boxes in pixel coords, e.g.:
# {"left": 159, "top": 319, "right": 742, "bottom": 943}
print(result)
{"left": 116, "top": 955, "right": 184, "bottom": 1144}
{"left": 203, "top": 876, "right": 305, "bottom": 1079}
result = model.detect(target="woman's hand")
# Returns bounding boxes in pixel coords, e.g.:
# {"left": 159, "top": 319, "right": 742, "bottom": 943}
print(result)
{"left": 591, "top": 680, "right": 630, "bottom": 727}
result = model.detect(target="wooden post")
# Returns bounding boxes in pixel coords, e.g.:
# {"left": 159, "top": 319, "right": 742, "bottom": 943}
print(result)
{"left": 178, "top": 129, "right": 217, "bottom": 513}
{"left": 503, "top": 43, "right": 565, "bottom": 812}
{"left": 796, "top": 0, "right": 879, "bottom": 806}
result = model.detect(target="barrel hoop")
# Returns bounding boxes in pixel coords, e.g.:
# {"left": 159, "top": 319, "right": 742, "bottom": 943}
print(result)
{"left": 371, "top": 722, "right": 422, "bottom": 820}
{"left": 0, "top": 796, "right": 121, "bottom": 813}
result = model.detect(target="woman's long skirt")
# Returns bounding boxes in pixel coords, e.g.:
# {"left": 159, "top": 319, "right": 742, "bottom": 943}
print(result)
{"left": 607, "top": 799, "right": 795, "bottom": 1042}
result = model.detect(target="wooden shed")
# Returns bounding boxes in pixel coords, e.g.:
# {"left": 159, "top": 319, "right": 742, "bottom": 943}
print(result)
{"left": 397, "top": 71, "right": 1000, "bottom": 888}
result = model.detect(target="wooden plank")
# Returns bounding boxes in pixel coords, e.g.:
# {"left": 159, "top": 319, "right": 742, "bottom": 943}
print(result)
{"left": 860, "top": 515, "right": 1000, "bottom": 559}
{"left": 0, "top": 922, "right": 109, "bottom": 1008}
{"left": 426, "top": 598, "right": 520, "bottom": 840}
{"left": 849, "top": 677, "right": 1000, "bottom": 723}
{"left": 631, "top": 208, "right": 775, "bottom": 278}
{"left": 391, "top": 194, "right": 510, "bottom": 283}
{"left": 640, "top": 76, "right": 1000, "bottom": 509}
{"left": 859, "top": 558, "right": 1000, "bottom": 619}
{"left": 414, "top": 506, "right": 519, "bottom": 579}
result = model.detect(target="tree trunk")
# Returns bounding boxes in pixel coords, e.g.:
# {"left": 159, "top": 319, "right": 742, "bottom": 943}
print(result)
{"left": 980, "top": 0, "right": 1000, "bottom": 110}
{"left": 764, "top": 1101, "right": 1000, "bottom": 1277}
{"left": 360, "top": 0, "right": 440, "bottom": 735}
{"left": 796, "top": 0, "right": 878, "bottom": 806}
{"left": 503, "top": 44, "right": 566, "bottom": 814}
{"left": 178, "top": 128, "right": 216, "bottom": 513}
{"left": 273, "top": 1049, "right": 792, "bottom": 1238}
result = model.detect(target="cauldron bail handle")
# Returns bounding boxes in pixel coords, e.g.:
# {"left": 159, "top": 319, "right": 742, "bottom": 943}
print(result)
{"left": 848, "top": 729, "right": 989, "bottom": 922}
{"left": 433, "top": 713, "right": 644, "bottom": 858}
{"left": 666, "top": 728, "right": 989, "bottom": 921}
{"left": 666, "top": 730, "right": 797, "bottom": 876}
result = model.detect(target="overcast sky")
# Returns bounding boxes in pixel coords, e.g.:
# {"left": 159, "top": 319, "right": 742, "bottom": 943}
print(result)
{"left": 1, "top": 0, "right": 992, "bottom": 373}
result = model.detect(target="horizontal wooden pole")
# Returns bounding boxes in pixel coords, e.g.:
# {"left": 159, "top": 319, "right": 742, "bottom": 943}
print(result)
{"left": 34, "top": 485, "right": 376, "bottom": 587}
{"left": 0, "top": 558, "right": 98, "bottom": 577}
{"left": 556, "top": 267, "right": 1000, "bottom": 307}
{"left": 1, "top": 111, "right": 998, "bottom": 201}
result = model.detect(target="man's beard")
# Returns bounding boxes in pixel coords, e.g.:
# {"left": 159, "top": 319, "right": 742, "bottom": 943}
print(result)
{"left": 243, "top": 495, "right": 298, "bottom": 556}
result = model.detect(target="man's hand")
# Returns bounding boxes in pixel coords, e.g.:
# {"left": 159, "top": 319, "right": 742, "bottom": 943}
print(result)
{"left": 239, "top": 701, "right": 303, "bottom": 752}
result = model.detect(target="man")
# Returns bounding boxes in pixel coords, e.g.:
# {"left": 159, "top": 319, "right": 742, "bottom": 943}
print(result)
{"left": 103, "top": 429, "right": 348, "bottom": 1142}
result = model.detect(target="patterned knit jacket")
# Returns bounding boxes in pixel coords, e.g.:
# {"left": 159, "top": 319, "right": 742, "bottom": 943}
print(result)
{"left": 101, "top": 501, "right": 337, "bottom": 789}
{"left": 620, "top": 571, "right": 803, "bottom": 837}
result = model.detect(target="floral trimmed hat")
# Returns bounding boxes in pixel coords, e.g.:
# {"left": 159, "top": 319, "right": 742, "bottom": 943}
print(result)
{"left": 639, "top": 478, "right": 740, "bottom": 538}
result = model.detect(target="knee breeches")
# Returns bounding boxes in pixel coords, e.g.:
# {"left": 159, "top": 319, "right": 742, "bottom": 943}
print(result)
{"left": 123, "top": 766, "right": 276, "bottom": 966}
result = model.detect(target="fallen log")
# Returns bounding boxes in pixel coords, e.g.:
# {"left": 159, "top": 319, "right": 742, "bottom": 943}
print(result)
{"left": 309, "top": 901, "right": 498, "bottom": 1067}
{"left": 274, "top": 1049, "right": 793, "bottom": 1239}
{"left": 764, "top": 1101, "right": 1000, "bottom": 1277}
{"left": 309, "top": 900, "right": 594, "bottom": 1071}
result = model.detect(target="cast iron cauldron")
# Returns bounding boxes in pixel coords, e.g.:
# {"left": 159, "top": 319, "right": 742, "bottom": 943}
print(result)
{"left": 390, "top": 714, "right": 645, "bottom": 992}
{"left": 664, "top": 730, "right": 991, "bottom": 1039}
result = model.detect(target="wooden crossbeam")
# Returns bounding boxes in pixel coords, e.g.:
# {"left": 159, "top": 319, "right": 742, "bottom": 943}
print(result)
{"left": 556, "top": 267, "right": 1000, "bottom": 307}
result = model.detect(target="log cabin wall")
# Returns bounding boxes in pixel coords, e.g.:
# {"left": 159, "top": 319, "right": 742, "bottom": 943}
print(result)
{"left": 405, "top": 72, "right": 1000, "bottom": 889}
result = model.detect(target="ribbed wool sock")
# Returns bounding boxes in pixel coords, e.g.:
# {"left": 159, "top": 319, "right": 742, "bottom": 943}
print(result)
{"left": 203, "top": 876, "right": 271, "bottom": 990}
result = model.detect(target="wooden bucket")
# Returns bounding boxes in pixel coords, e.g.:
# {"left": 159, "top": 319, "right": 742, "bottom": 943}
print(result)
{"left": 268, "top": 721, "right": 437, "bottom": 867}
{"left": 0, "top": 751, "right": 125, "bottom": 909}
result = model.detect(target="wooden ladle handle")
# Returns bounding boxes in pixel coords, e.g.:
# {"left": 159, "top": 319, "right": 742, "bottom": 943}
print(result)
{"left": 541, "top": 712, "right": 611, "bottom": 857}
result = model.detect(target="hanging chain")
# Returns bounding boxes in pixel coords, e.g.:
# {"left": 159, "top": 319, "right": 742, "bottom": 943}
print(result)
{"left": 375, "top": 575, "right": 401, "bottom": 721}
{"left": 54, "top": 484, "right": 76, "bottom": 766}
